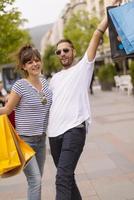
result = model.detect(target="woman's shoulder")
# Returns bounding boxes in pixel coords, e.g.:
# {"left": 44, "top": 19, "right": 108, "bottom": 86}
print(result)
{"left": 13, "top": 78, "right": 22, "bottom": 86}
{"left": 12, "top": 79, "right": 26, "bottom": 89}
{"left": 15, "top": 78, "right": 24, "bottom": 84}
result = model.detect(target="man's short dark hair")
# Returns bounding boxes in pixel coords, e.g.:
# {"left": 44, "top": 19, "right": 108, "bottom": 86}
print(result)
{"left": 56, "top": 39, "right": 74, "bottom": 49}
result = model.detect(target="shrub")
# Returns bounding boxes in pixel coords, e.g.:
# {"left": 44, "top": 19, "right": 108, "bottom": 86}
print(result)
{"left": 97, "top": 63, "right": 116, "bottom": 90}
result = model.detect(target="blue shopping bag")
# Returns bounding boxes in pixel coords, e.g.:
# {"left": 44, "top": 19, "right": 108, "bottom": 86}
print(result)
{"left": 107, "top": 6, "right": 134, "bottom": 61}
{"left": 108, "top": 1, "right": 134, "bottom": 54}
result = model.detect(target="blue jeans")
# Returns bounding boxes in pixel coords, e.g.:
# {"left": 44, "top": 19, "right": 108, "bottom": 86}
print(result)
{"left": 49, "top": 123, "right": 86, "bottom": 200}
{"left": 20, "top": 133, "right": 46, "bottom": 200}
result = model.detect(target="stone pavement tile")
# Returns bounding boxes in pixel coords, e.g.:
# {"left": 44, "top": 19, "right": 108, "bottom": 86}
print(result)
{"left": 91, "top": 196, "right": 101, "bottom": 200}
{"left": 126, "top": 172, "right": 134, "bottom": 179}
{"left": 42, "top": 186, "right": 55, "bottom": 200}
{"left": 77, "top": 179, "right": 96, "bottom": 197}
{"left": 93, "top": 132, "right": 133, "bottom": 162}
{"left": 83, "top": 141, "right": 112, "bottom": 158}
{"left": 0, "top": 184, "right": 26, "bottom": 200}
{"left": 17, "top": 199, "right": 26, "bottom": 200}
{"left": 109, "top": 152, "right": 134, "bottom": 173}
{"left": 84, "top": 195, "right": 100, "bottom": 200}
{"left": 75, "top": 160, "right": 87, "bottom": 174}
{"left": 76, "top": 172, "right": 90, "bottom": 182}
{"left": 43, "top": 160, "right": 55, "bottom": 183}
{"left": 0, "top": 173, "right": 26, "bottom": 200}
{"left": 90, "top": 139, "right": 117, "bottom": 154}
{"left": 91, "top": 177, "right": 134, "bottom": 200}
{"left": 97, "top": 111, "right": 134, "bottom": 124}
{"left": 78, "top": 154, "right": 118, "bottom": 177}
{"left": 42, "top": 155, "right": 56, "bottom": 199}
{"left": 104, "top": 134, "right": 134, "bottom": 163}
{"left": 127, "top": 199, "right": 134, "bottom": 200}
{"left": 81, "top": 141, "right": 117, "bottom": 172}
{"left": 0, "top": 173, "right": 25, "bottom": 187}
{"left": 87, "top": 168, "right": 123, "bottom": 179}
{"left": 82, "top": 155, "right": 116, "bottom": 173}
{"left": 113, "top": 128, "right": 134, "bottom": 143}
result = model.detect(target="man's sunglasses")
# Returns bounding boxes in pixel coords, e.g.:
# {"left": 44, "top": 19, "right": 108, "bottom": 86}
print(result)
{"left": 55, "top": 48, "right": 71, "bottom": 55}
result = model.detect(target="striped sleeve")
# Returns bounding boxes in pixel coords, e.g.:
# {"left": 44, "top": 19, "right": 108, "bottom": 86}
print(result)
{"left": 12, "top": 80, "right": 23, "bottom": 97}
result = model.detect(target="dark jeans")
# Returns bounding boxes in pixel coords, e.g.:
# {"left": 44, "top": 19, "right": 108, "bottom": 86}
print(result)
{"left": 49, "top": 124, "right": 86, "bottom": 200}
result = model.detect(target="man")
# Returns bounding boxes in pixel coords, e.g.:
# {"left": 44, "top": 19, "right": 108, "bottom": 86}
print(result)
{"left": 47, "top": 0, "right": 122, "bottom": 199}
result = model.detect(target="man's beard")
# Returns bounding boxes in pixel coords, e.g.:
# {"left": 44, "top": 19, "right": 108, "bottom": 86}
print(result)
{"left": 60, "top": 57, "right": 74, "bottom": 68}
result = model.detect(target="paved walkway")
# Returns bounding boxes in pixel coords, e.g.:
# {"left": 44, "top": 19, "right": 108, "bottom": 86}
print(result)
{"left": 1, "top": 89, "right": 134, "bottom": 200}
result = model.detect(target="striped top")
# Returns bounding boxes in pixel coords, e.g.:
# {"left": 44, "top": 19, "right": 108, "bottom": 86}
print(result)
{"left": 12, "top": 78, "right": 52, "bottom": 136}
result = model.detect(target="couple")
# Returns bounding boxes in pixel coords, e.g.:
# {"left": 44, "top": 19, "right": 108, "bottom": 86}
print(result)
{"left": 0, "top": 0, "right": 121, "bottom": 199}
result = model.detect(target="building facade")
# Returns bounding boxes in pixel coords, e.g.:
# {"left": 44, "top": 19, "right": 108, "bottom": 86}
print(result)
{"left": 41, "top": 0, "right": 87, "bottom": 54}
{"left": 41, "top": 0, "right": 108, "bottom": 54}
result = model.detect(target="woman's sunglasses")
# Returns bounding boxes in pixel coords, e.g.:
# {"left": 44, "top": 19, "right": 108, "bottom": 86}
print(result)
{"left": 55, "top": 48, "right": 70, "bottom": 55}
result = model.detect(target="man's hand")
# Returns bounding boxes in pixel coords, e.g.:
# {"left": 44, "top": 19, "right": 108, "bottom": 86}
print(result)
{"left": 111, "top": 0, "right": 122, "bottom": 6}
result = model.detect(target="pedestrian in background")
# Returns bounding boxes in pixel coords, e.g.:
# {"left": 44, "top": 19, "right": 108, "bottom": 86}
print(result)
{"left": 47, "top": 0, "right": 122, "bottom": 199}
{"left": 0, "top": 45, "right": 52, "bottom": 200}
{"left": 0, "top": 81, "right": 7, "bottom": 106}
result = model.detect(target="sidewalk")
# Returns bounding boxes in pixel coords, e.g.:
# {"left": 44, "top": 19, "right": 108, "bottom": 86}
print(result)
{"left": 1, "top": 89, "right": 134, "bottom": 200}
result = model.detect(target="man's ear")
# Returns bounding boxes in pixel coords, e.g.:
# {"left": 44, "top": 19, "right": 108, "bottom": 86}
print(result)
{"left": 73, "top": 49, "right": 76, "bottom": 57}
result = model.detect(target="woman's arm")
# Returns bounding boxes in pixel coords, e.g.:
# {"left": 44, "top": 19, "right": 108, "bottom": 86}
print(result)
{"left": 0, "top": 91, "right": 20, "bottom": 115}
{"left": 87, "top": 0, "right": 122, "bottom": 61}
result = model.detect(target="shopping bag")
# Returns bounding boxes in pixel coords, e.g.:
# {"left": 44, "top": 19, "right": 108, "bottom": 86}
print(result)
{"left": 107, "top": 5, "right": 134, "bottom": 61}
{"left": 108, "top": 1, "right": 134, "bottom": 54}
{"left": 9, "top": 121, "right": 35, "bottom": 164}
{"left": 0, "top": 115, "right": 35, "bottom": 178}
{"left": 0, "top": 115, "right": 21, "bottom": 175}
{"left": 8, "top": 110, "right": 15, "bottom": 128}
{"left": 2, "top": 116, "right": 35, "bottom": 178}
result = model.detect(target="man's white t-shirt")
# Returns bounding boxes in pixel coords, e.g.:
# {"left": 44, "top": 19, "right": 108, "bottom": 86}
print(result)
{"left": 47, "top": 52, "right": 95, "bottom": 137}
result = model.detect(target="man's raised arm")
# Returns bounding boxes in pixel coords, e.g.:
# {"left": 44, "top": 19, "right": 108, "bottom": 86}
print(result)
{"left": 87, "top": 0, "right": 122, "bottom": 61}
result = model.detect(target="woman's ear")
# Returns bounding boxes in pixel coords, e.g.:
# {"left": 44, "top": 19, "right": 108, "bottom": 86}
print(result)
{"left": 22, "top": 64, "right": 26, "bottom": 71}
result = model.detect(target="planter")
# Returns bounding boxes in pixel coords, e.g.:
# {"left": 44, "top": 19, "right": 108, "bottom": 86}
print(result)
{"left": 100, "top": 81, "right": 113, "bottom": 91}
{"left": 97, "top": 63, "right": 116, "bottom": 91}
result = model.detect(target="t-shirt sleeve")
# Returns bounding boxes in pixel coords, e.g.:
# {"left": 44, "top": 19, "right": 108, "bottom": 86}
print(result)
{"left": 49, "top": 77, "right": 54, "bottom": 90}
{"left": 75, "top": 51, "right": 95, "bottom": 86}
{"left": 12, "top": 80, "right": 23, "bottom": 97}
{"left": 80, "top": 51, "right": 95, "bottom": 69}
{"left": 75, "top": 51, "right": 95, "bottom": 76}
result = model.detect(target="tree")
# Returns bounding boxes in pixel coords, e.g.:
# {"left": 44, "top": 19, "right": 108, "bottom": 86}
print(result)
{"left": 64, "top": 10, "right": 107, "bottom": 58}
{"left": 0, "top": 0, "right": 15, "bottom": 12}
{"left": 0, "top": 0, "right": 31, "bottom": 65}
{"left": 42, "top": 45, "right": 61, "bottom": 76}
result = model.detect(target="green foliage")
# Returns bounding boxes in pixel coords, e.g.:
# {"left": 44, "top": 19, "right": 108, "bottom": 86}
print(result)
{"left": 97, "top": 63, "right": 116, "bottom": 90}
{"left": 129, "top": 61, "right": 134, "bottom": 86}
{"left": 0, "top": 0, "right": 15, "bottom": 12}
{"left": 99, "top": 0, "right": 104, "bottom": 5}
{"left": 63, "top": 10, "right": 99, "bottom": 58}
{"left": 0, "top": 0, "right": 31, "bottom": 65}
{"left": 42, "top": 45, "right": 61, "bottom": 76}
{"left": 97, "top": 63, "right": 116, "bottom": 83}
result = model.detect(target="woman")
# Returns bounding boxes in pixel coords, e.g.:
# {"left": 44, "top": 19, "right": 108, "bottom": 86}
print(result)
{"left": 0, "top": 45, "right": 52, "bottom": 200}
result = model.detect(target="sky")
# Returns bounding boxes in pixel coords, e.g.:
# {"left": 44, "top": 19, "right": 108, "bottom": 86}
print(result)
{"left": 14, "top": 0, "right": 70, "bottom": 28}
